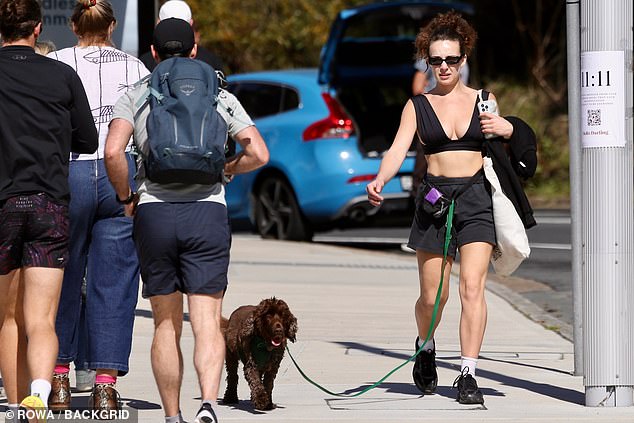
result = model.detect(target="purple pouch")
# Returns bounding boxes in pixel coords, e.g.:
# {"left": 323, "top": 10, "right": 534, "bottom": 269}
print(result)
{"left": 421, "top": 184, "right": 450, "bottom": 219}
{"left": 424, "top": 187, "right": 443, "bottom": 205}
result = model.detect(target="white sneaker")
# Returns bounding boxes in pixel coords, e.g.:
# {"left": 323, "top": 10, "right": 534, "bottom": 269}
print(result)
{"left": 194, "top": 402, "right": 218, "bottom": 423}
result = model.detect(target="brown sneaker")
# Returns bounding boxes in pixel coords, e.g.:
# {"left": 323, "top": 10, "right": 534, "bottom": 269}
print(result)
{"left": 89, "top": 383, "right": 121, "bottom": 417}
{"left": 49, "top": 372, "right": 71, "bottom": 411}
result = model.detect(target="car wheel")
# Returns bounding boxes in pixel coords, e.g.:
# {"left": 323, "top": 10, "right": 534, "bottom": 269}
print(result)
{"left": 254, "top": 177, "right": 312, "bottom": 241}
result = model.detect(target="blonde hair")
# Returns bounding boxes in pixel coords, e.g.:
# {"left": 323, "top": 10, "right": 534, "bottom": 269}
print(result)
{"left": 35, "top": 39, "right": 56, "bottom": 55}
{"left": 70, "top": 0, "right": 116, "bottom": 46}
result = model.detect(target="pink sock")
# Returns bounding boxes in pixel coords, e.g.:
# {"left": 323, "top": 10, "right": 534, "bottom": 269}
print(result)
{"left": 95, "top": 374, "right": 117, "bottom": 385}
{"left": 54, "top": 364, "right": 70, "bottom": 375}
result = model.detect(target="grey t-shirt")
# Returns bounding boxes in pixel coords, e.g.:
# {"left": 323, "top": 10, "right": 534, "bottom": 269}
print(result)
{"left": 112, "top": 81, "right": 254, "bottom": 205}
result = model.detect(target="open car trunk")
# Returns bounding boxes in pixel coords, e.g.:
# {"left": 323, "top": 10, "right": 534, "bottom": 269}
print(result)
{"left": 319, "top": 1, "right": 474, "bottom": 156}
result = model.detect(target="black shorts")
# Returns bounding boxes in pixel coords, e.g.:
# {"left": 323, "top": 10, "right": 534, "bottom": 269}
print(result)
{"left": 0, "top": 193, "right": 69, "bottom": 274}
{"left": 407, "top": 173, "right": 496, "bottom": 258}
{"left": 134, "top": 201, "right": 231, "bottom": 298}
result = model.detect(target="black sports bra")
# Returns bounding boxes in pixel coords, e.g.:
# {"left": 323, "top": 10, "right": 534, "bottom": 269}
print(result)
{"left": 411, "top": 94, "right": 485, "bottom": 155}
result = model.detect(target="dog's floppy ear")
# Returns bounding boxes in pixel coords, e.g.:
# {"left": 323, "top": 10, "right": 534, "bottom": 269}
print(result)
{"left": 286, "top": 313, "right": 298, "bottom": 343}
{"left": 254, "top": 298, "right": 271, "bottom": 319}
{"left": 239, "top": 313, "right": 256, "bottom": 340}
{"left": 276, "top": 299, "right": 298, "bottom": 343}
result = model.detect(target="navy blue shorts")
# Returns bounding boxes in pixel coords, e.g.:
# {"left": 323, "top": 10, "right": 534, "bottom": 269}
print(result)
{"left": 133, "top": 201, "right": 231, "bottom": 298}
{"left": 407, "top": 173, "right": 496, "bottom": 258}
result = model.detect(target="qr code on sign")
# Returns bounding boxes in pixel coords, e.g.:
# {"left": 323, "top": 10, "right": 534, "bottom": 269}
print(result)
{"left": 587, "top": 109, "right": 601, "bottom": 126}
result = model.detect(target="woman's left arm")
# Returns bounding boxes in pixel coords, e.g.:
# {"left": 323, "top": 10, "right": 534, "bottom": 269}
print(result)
{"left": 479, "top": 93, "right": 514, "bottom": 140}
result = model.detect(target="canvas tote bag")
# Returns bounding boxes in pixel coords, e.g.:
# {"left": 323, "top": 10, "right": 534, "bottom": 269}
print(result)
{"left": 482, "top": 156, "right": 530, "bottom": 275}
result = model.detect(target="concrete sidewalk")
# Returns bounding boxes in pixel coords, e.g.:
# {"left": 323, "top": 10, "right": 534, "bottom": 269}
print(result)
{"left": 7, "top": 236, "right": 634, "bottom": 422}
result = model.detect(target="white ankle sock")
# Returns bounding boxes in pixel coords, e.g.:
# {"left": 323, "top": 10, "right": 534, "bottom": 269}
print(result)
{"left": 461, "top": 356, "right": 478, "bottom": 376}
{"left": 416, "top": 337, "right": 435, "bottom": 351}
{"left": 30, "top": 379, "right": 52, "bottom": 404}
{"left": 165, "top": 411, "right": 186, "bottom": 423}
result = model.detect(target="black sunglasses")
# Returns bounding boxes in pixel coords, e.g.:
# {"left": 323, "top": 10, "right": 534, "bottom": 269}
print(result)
{"left": 428, "top": 55, "right": 463, "bottom": 66}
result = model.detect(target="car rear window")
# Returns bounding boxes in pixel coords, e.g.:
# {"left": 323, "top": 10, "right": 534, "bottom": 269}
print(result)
{"left": 227, "top": 82, "right": 300, "bottom": 119}
{"left": 337, "top": 5, "right": 460, "bottom": 68}
{"left": 343, "top": 5, "right": 428, "bottom": 39}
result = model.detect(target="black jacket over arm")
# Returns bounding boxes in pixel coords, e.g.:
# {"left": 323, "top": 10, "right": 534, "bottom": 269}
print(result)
{"left": 485, "top": 118, "right": 537, "bottom": 229}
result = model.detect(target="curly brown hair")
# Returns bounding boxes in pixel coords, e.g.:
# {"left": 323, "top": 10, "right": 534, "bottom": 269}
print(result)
{"left": 414, "top": 11, "right": 477, "bottom": 61}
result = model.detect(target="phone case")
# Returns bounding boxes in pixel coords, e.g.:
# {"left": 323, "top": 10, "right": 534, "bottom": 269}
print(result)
{"left": 478, "top": 99, "right": 498, "bottom": 116}
{"left": 479, "top": 99, "right": 499, "bottom": 139}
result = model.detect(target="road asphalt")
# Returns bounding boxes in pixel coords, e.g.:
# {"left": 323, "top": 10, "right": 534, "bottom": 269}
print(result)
{"left": 3, "top": 235, "right": 634, "bottom": 422}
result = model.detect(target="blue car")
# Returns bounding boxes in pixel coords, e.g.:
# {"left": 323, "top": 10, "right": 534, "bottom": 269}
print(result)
{"left": 226, "top": 1, "right": 474, "bottom": 241}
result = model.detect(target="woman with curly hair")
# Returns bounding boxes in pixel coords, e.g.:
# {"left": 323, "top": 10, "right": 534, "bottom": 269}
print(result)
{"left": 46, "top": 0, "right": 149, "bottom": 413}
{"left": 367, "top": 11, "right": 515, "bottom": 405}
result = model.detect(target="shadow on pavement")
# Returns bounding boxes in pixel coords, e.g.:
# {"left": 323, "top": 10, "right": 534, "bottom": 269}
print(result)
{"left": 331, "top": 341, "right": 583, "bottom": 405}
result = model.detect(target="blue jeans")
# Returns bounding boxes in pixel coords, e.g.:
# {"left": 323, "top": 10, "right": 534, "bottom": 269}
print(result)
{"left": 55, "top": 157, "right": 139, "bottom": 375}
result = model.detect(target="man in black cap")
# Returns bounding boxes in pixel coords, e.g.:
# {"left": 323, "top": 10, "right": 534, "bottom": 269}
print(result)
{"left": 104, "top": 18, "right": 268, "bottom": 423}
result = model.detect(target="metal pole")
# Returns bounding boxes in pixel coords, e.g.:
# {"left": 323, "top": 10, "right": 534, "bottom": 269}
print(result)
{"left": 580, "top": 0, "right": 634, "bottom": 407}
{"left": 566, "top": 0, "right": 583, "bottom": 377}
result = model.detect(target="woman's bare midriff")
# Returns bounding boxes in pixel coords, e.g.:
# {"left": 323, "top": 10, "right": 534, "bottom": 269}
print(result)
{"left": 425, "top": 150, "right": 483, "bottom": 177}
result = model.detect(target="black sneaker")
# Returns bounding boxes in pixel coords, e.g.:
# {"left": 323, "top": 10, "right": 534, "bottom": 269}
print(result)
{"left": 412, "top": 338, "right": 437, "bottom": 394}
{"left": 453, "top": 370, "right": 484, "bottom": 404}
{"left": 194, "top": 402, "right": 218, "bottom": 423}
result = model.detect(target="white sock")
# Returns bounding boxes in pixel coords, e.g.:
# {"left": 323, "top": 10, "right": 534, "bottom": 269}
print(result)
{"left": 461, "top": 356, "right": 478, "bottom": 376}
{"left": 416, "top": 337, "right": 435, "bottom": 351}
{"left": 8, "top": 404, "right": 19, "bottom": 423}
{"left": 165, "top": 412, "right": 182, "bottom": 423}
{"left": 30, "top": 379, "right": 52, "bottom": 404}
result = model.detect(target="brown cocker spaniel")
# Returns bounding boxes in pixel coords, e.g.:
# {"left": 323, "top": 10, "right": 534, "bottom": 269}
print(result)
{"left": 222, "top": 297, "right": 298, "bottom": 410}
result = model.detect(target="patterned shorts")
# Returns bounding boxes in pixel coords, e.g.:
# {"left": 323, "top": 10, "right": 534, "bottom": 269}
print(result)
{"left": 0, "top": 193, "right": 69, "bottom": 275}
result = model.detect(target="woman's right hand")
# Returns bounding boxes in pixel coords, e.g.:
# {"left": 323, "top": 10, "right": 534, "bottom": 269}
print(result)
{"left": 366, "top": 179, "right": 385, "bottom": 207}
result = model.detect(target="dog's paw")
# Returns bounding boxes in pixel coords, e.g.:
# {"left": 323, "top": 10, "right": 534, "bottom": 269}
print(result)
{"left": 222, "top": 394, "right": 239, "bottom": 405}
{"left": 253, "top": 402, "right": 275, "bottom": 411}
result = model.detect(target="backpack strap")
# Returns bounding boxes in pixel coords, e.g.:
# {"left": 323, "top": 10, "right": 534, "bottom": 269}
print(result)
{"left": 134, "top": 84, "right": 165, "bottom": 121}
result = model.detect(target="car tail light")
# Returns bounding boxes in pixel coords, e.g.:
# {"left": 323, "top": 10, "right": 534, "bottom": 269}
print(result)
{"left": 302, "top": 93, "right": 355, "bottom": 141}
{"left": 347, "top": 174, "right": 376, "bottom": 184}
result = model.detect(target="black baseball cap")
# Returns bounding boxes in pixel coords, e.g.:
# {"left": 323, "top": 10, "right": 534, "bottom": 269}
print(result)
{"left": 152, "top": 18, "right": 195, "bottom": 57}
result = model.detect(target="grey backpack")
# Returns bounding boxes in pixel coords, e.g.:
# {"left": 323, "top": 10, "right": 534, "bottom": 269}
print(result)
{"left": 142, "top": 57, "right": 227, "bottom": 184}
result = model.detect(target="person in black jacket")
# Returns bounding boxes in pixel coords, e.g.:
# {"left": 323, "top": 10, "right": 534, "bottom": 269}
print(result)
{"left": 0, "top": 0, "right": 98, "bottom": 417}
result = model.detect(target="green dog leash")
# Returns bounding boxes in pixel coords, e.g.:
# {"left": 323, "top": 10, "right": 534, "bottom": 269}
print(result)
{"left": 286, "top": 200, "right": 455, "bottom": 397}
